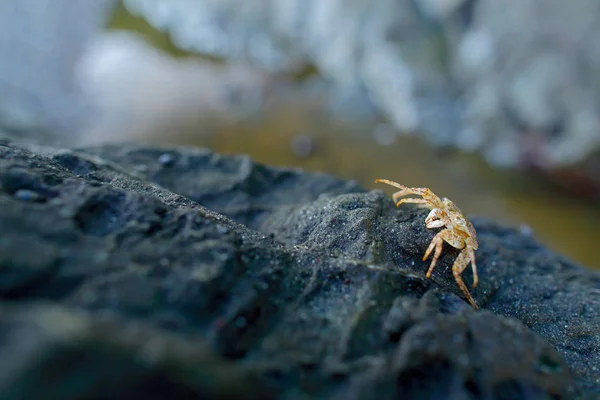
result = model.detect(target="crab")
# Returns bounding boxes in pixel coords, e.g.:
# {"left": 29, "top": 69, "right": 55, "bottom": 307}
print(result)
{"left": 375, "top": 179, "right": 479, "bottom": 309}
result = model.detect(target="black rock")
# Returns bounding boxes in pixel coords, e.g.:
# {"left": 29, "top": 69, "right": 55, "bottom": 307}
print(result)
{"left": 0, "top": 140, "right": 598, "bottom": 399}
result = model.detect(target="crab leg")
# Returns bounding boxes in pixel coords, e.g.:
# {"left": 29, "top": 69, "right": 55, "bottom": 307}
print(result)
{"left": 422, "top": 230, "right": 447, "bottom": 278}
{"left": 468, "top": 249, "right": 479, "bottom": 288}
{"left": 392, "top": 189, "right": 414, "bottom": 203}
{"left": 374, "top": 179, "right": 424, "bottom": 200}
{"left": 394, "top": 197, "right": 428, "bottom": 208}
{"left": 375, "top": 179, "right": 439, "bottom": 208}
{"left": 452, "top": 250, "right": 479, "bottom": 309}
{"left": 374, "top": 179, "right": 410, "bottom": 191}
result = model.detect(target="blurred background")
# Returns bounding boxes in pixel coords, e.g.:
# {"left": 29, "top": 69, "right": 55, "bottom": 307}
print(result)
{"left": 1, "top": 0, "right": 598, "bottom": 269}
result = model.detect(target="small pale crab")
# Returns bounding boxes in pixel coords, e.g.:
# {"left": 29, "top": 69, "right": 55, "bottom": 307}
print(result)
{"left": 375, "top": 179, "right": 479, "bottom": 309}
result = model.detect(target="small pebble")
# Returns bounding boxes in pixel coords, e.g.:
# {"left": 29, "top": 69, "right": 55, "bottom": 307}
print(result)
{"left": 134, "top": 164, "right": 149, "bottom": 173}
{"left": 14, "top": 189, "right": 44, "bottom": 202}
{"left": 159, "top": 258, "right": 170, "bottom": 267}
{"left": 290, "top": 134, "right": 316, "bottom": 158}
{"left": 519, "top": 224, "right": 533, "bottom": 236}
{"left": 235, "top": 316, "right": 247, "bottom": 328}
{"left": 158, "top": 153, "right": 175, "bottom": 167}
{"left": 373, "top": 123, "right": 397, "bottom": 146}
{"left": 216, "top": 224, "right": 229, "bottom": 234}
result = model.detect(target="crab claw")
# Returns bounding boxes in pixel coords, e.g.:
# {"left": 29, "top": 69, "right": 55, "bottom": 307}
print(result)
{"left": 425, "top": 208, "right": 444, "bottom": 228}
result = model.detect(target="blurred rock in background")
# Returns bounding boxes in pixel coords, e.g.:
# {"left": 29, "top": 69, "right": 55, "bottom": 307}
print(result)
{"left": 0, "top": 0, "right": 277, "bottom": 147}
{"left": 75, "top": 30, "right": 273, "bottom": 145}
{"left": 123, "top": 0, "right": 600, "bottom": 198}
{"left": 0, "top": 0, "right": 116, "bottom": 145}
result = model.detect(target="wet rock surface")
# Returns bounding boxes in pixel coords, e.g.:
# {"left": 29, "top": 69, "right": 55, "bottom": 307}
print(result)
{"left": 0, "top": 140, "right": 599, "bottom": 399}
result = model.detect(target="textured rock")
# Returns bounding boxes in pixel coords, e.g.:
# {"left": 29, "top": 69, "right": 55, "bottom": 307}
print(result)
{"left": 1, "top": 139, "right": 599, "bottom": 398}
